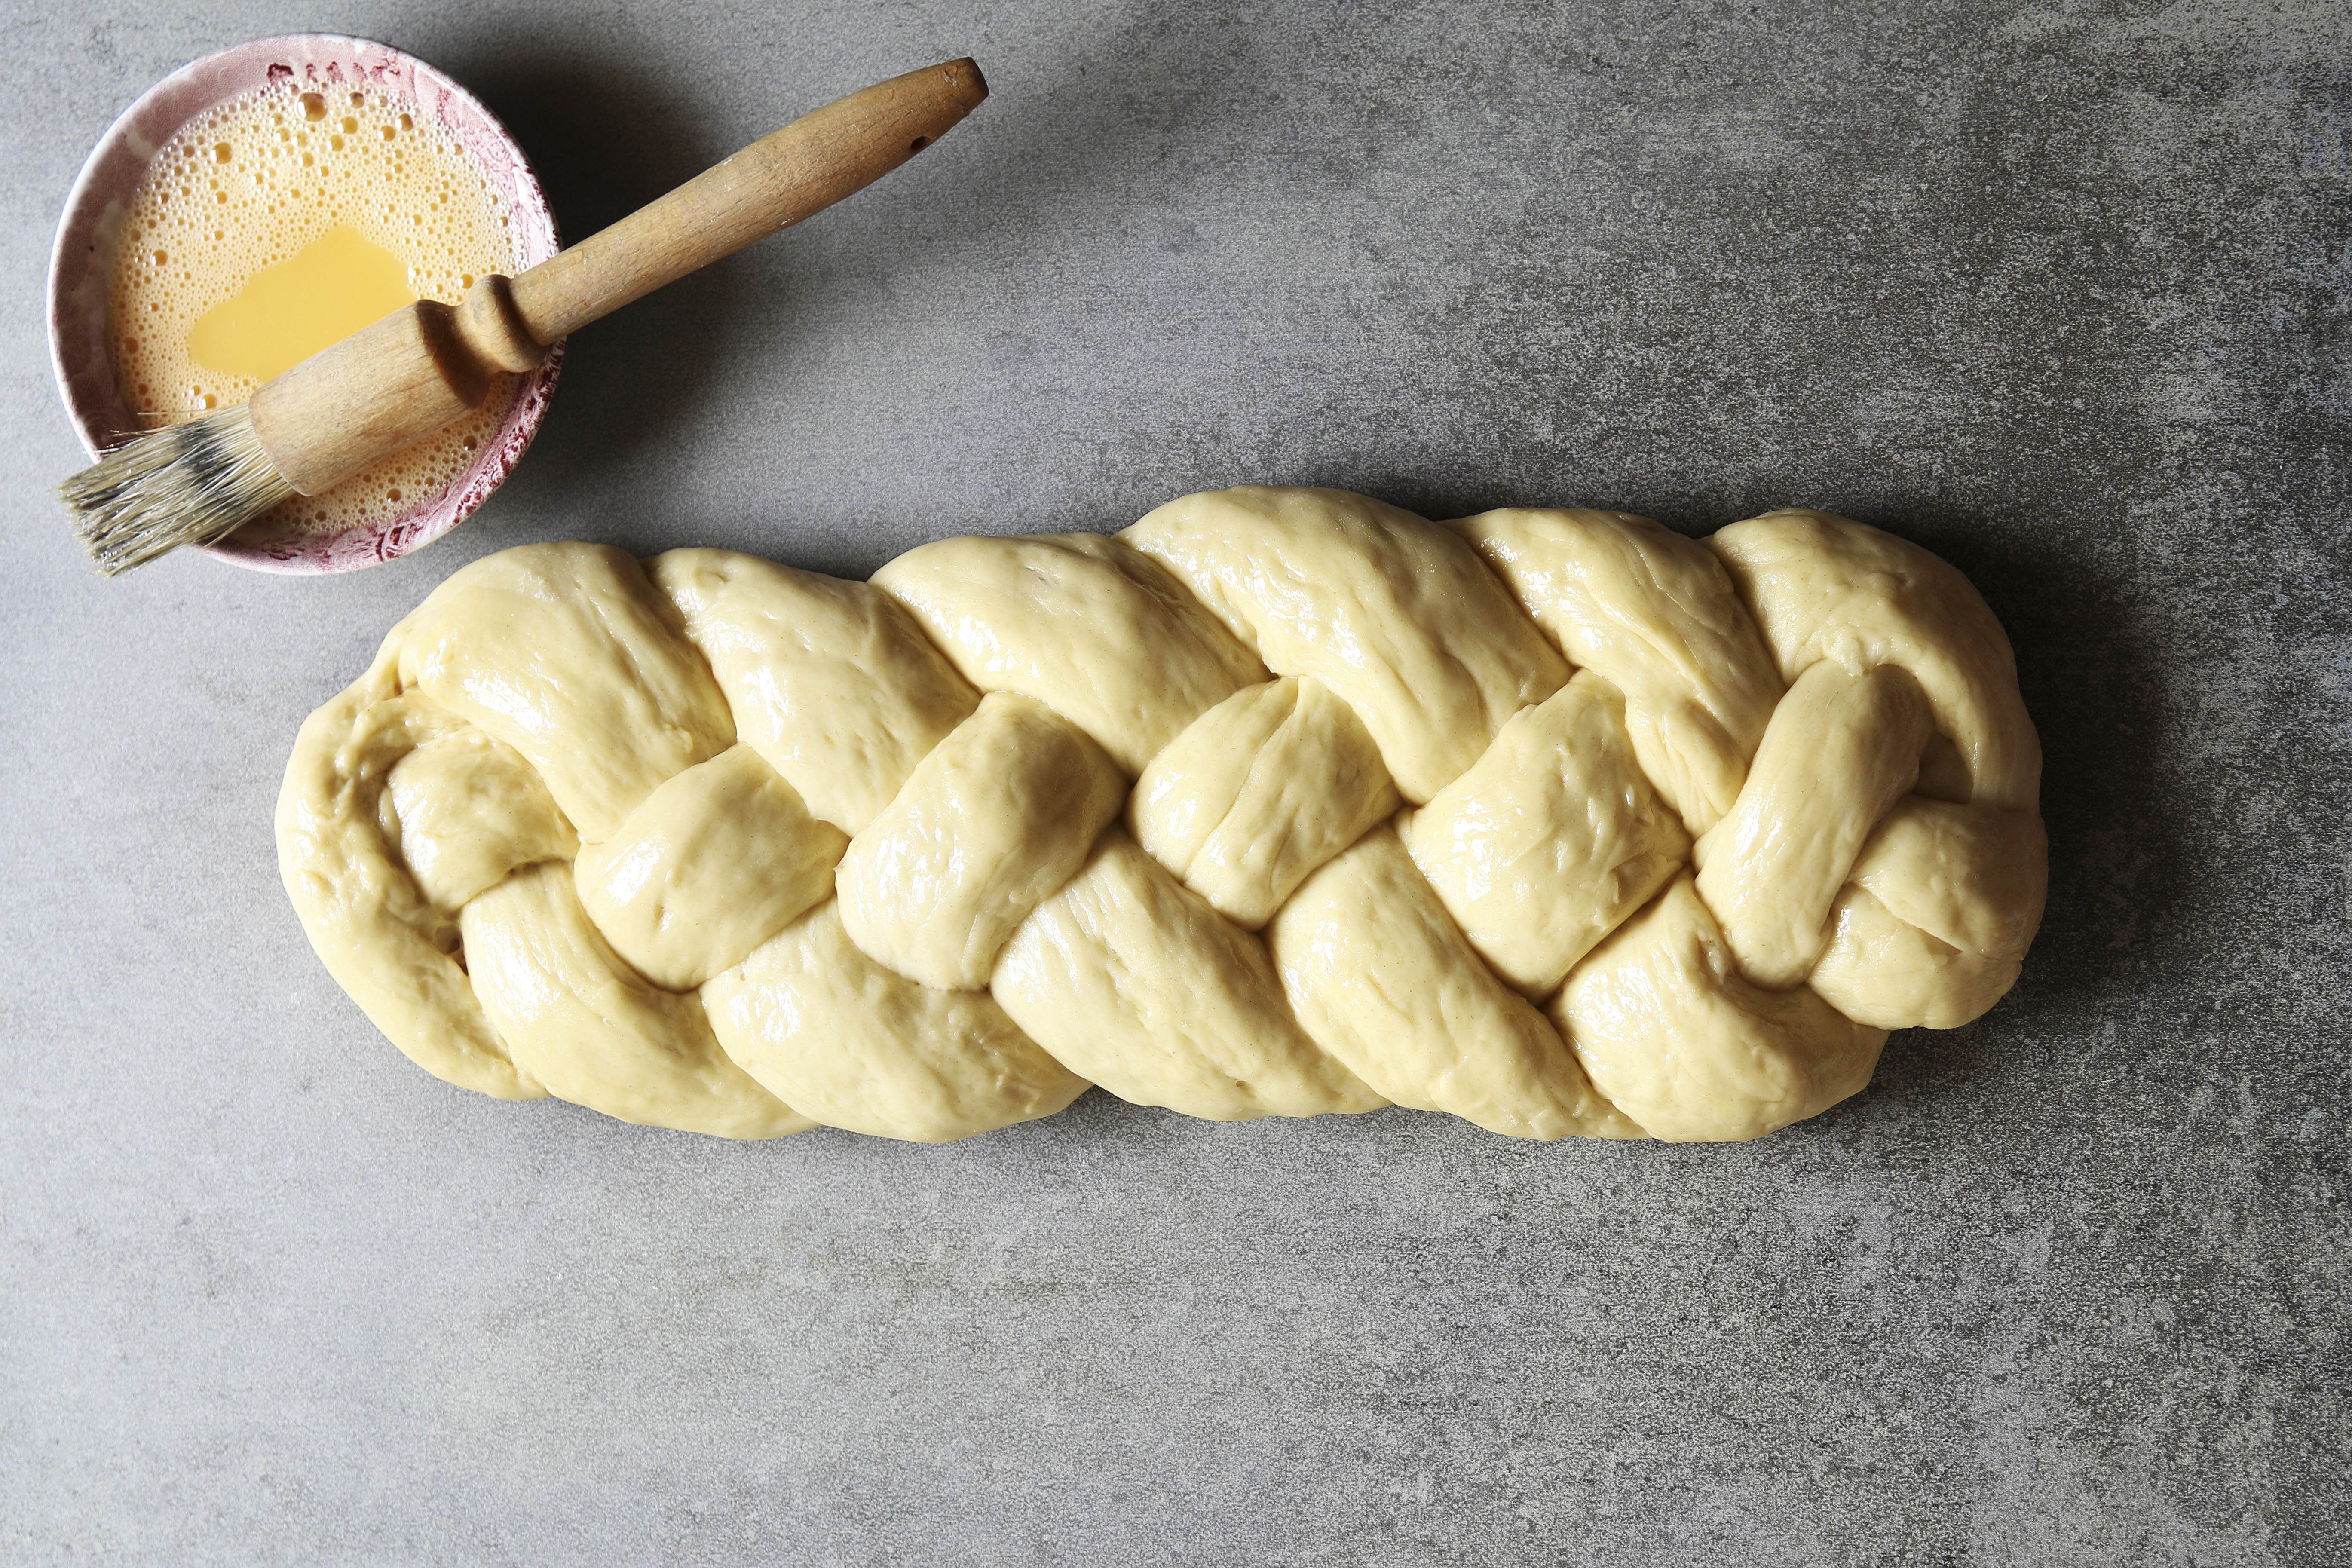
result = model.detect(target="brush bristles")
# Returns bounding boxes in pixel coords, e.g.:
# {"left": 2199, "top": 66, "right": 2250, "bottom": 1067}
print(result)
{"left": 59, "top": 404, "right": 296, "bottom": 576}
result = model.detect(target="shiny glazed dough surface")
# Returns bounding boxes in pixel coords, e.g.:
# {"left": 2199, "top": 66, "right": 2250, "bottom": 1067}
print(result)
{"left": 276, "top": 487, "right": 2046, "bottom": 1144}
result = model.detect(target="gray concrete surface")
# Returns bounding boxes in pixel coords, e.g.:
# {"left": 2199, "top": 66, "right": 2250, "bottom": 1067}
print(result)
{"left": 3, "top": 1, "right": 2346, "bottom": 1562}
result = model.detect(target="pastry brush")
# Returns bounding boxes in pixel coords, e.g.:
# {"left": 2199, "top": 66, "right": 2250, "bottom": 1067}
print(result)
{"left": 61, "top": 57, "right": 988, "bottom": 575}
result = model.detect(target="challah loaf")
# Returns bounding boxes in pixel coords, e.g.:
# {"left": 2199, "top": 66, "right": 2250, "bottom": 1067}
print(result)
{"left": 276, "top": 486, "right": 2044, "bottom": 1144}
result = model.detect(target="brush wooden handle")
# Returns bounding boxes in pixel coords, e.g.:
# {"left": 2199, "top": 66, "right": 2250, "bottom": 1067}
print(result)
{"left": 250, "top": 58, "right": 988, "bottom": 496}
{"left": 508, "top": 57, "right": 986, "bottom": 346}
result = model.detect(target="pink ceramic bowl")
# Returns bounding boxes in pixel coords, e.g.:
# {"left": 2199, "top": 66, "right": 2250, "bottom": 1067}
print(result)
{"left": 48, "top": 35, "right": 564, "bottom": 573}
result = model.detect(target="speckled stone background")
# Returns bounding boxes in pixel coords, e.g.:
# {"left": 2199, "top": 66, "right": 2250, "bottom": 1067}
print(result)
{"left": 2, "top": 2, "right": 2345, "bottom": 1562}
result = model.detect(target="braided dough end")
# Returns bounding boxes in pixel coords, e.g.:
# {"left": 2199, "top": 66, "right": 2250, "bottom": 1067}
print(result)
{"left": 1807, "top": 802, "right": 2049, "bottom": 1030}
{"left": 1553, "top": 876, "right": 1886, "bottom": 1142}
{"left": 276, "top": 486, "right": 2045, "bottom": 1147}
{"left": 276, "top": 640, "right": 546, "bottom": 1101}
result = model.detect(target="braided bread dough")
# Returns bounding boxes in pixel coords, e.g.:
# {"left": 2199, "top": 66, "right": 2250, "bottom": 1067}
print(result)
{"left": 277, "top": 487, "right": 2045, "bottom": 1144}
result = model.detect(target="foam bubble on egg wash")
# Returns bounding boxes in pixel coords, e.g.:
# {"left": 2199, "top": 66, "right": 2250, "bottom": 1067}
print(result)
{"left": 107, "top": 81, "right": 526, "bottom": 542}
